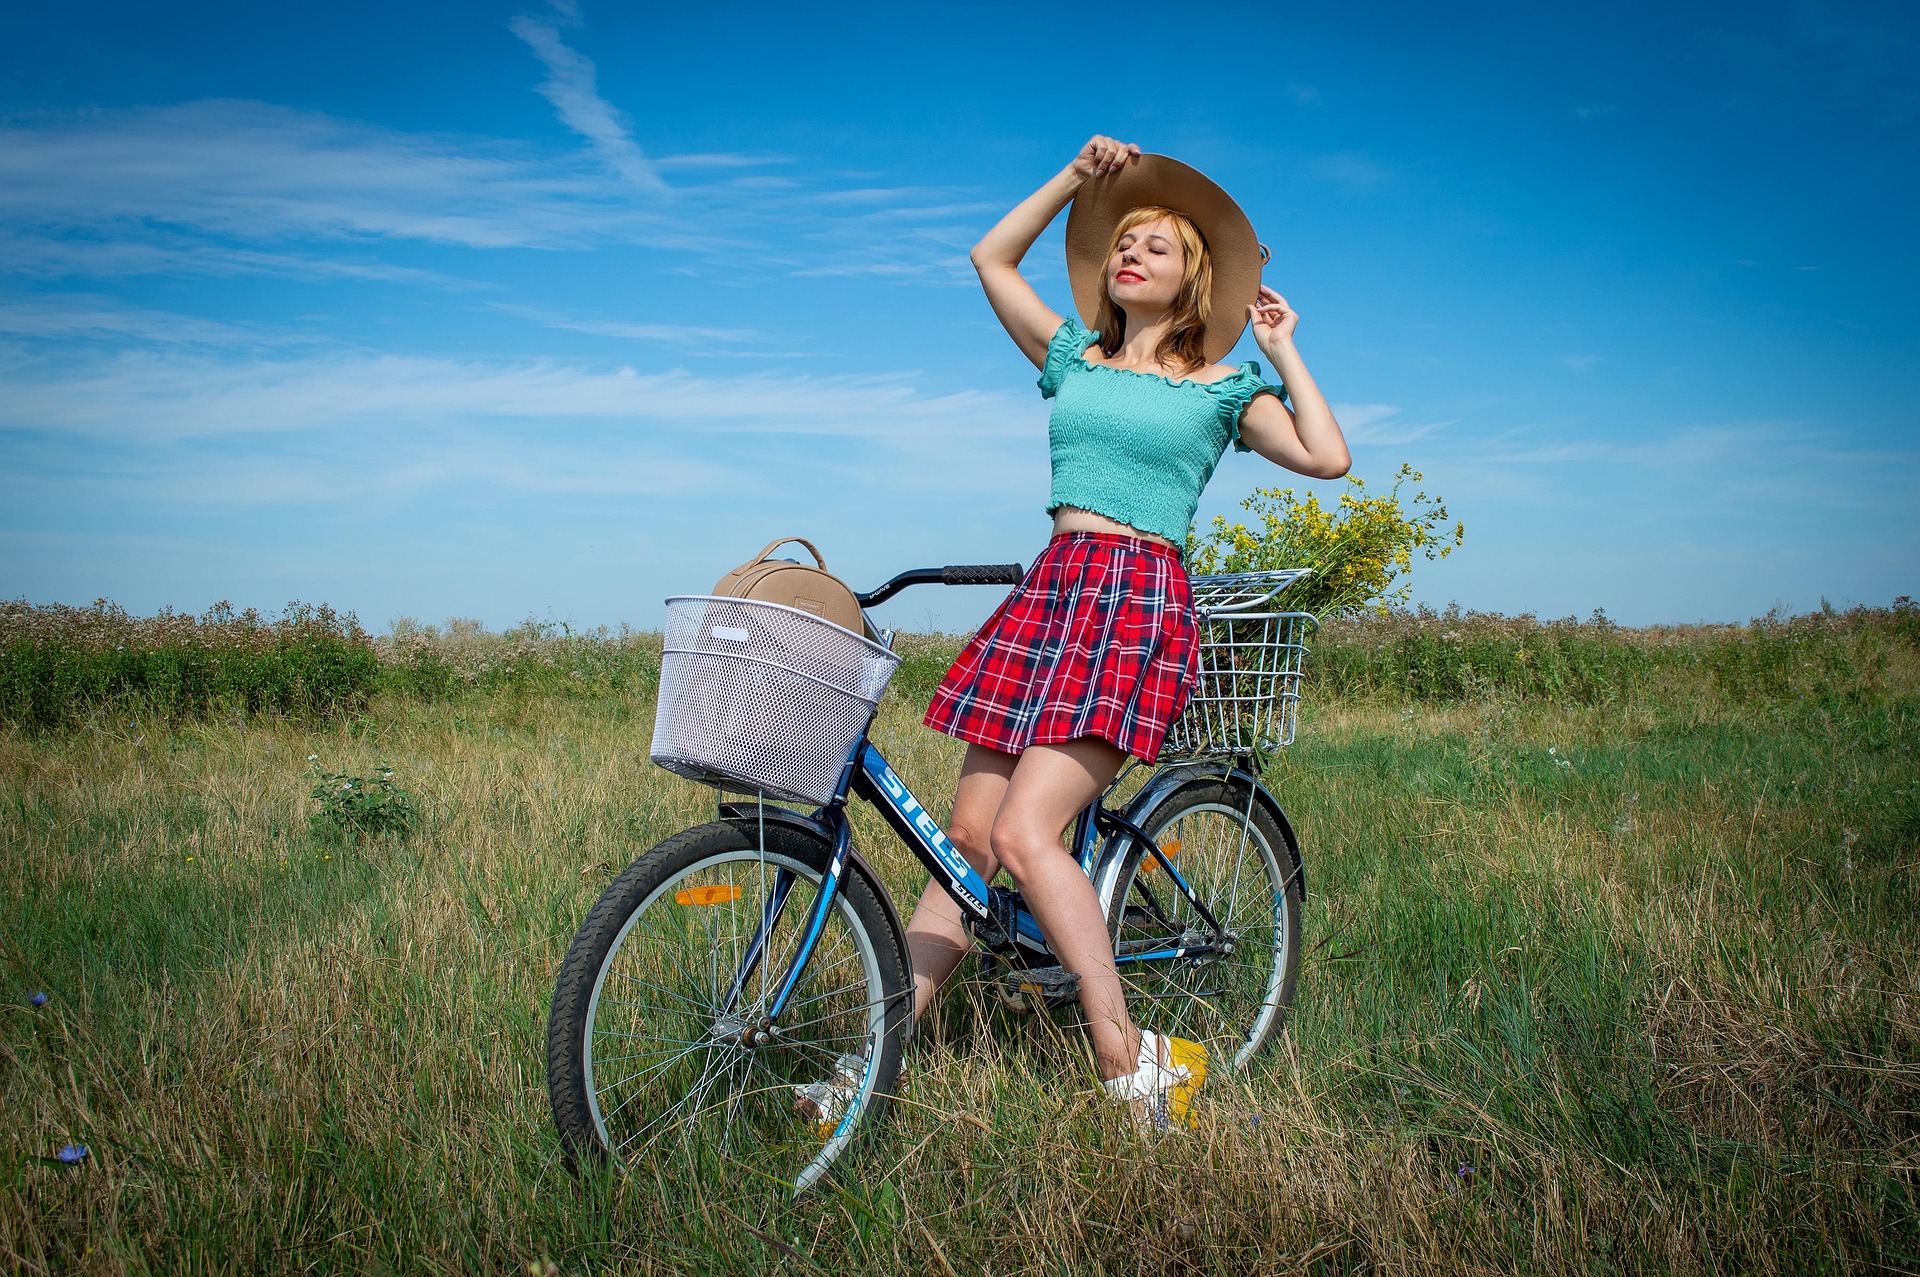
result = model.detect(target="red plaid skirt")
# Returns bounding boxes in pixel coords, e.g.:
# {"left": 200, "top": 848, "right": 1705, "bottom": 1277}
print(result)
{"left": 922, "top": 531, "right": 1198, "bottom": 762}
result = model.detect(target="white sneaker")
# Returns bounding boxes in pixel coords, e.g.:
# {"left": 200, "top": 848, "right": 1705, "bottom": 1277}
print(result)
{"left": 792, "top": 1053, "right": 867, "bottom": 1139}
{"left": 1101, "top": 1031, "right": 1207, "bottom": 1132}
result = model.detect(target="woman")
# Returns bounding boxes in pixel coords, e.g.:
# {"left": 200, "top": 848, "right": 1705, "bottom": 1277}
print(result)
{"left": 808, "top": 137, "right": 1350, "bottom": 1131}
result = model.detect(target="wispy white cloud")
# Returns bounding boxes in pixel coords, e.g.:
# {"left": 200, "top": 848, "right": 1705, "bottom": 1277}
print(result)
{"left": 1557, "top": 353, "right": 1602, "bottom": 371}
{"left": 491, "top": 302, "right": 760, "bottom": 346}
{"left": 653, "top": 152, "right": 793, "bottom": 172}
{"left": 1332, "top": 403, "right": 1457, "bottom": 446}
{"left": 0, "top": 229, "right": 475, "bottom": 287}
{"left": 0, "top": 345, "right": 1039, "bottom": 442}
{"left": 0, "top": 101, "right": 634, "bottom": 249}
{"left": 1330, "top": 403, "right": 1402, "bottom": 431}
{"left": 0, "top": 294, "right": 280, "bottom": 346}
{"left": 0, "top": 341, "right": 1051, "bottom": 515}
{"left": 5, "top": 433, "right": 732, "bottom": 506}
{"left": 0, "top": 98, "right": 988, "bottom": 286}
{"left": 508, "top": 11, "right": 665, "bottom": 193}
{"left": 1457, "top": 422, "right": 1919, "bottom": 472}
{"left": 0, "top": 7, "right": 992, "bottom": 291}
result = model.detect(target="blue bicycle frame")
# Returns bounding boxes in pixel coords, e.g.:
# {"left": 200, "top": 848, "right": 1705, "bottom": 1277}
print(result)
{"left": 716, "top": 733, "right": 1268, "bottom": 1027}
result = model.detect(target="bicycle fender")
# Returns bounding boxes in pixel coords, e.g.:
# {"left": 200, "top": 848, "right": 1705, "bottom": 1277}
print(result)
{"left": 717, "top": 801, "right": 913, "bottom": 988}
{"left": 1092, "top": 763, "right": 1307, "bottom": 911}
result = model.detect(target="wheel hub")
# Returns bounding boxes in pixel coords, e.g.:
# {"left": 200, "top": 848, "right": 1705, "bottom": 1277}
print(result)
{"left": 708, "top": 1012, "right": 779, "bottom": 1047}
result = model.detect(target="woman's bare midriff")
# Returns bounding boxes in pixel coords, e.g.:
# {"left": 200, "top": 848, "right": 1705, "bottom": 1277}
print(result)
{"left": 1050, "top": 505, "right": 1179, "bottom": 550}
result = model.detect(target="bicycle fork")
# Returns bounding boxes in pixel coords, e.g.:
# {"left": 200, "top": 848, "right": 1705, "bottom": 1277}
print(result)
{"left": 707, "top": 810, "right": 853, "bottom": 1047}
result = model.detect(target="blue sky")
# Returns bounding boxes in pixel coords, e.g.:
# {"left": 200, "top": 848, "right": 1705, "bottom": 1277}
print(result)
{"left": 2, "top": 0, "right": 1914, "bottom": 633}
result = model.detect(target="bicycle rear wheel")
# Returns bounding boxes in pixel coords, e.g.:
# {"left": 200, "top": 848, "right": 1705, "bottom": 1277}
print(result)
{"left": 1106, "top": 779, "right": 1302, "bottom": 1073}
{"left": 546, "top": 819, "right": 910, "bottom": 1195}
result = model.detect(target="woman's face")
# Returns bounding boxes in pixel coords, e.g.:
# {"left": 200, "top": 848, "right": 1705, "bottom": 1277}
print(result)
{"left": 1106, "top": 216, "right": 1186, "bottom": 312}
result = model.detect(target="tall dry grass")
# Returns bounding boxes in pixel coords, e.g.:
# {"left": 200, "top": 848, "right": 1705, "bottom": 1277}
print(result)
{"left": 1, "top": 608, "right": 1915, "bottom": 1273}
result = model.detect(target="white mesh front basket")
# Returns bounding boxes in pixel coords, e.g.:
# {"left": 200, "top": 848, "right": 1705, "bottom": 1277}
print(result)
{"left": 651, "top": 596, "right": 900, "bottom": 805}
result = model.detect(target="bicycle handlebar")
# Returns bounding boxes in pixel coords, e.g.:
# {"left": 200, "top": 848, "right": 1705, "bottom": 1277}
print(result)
{"left": 854, "top": 564, "right": 1024, "bottom": 609}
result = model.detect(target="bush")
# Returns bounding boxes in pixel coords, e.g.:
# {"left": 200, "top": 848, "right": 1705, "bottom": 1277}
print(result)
{"left": 375, "top": 616, "right": 662, "bottom": 702}
{"left": 307, "top": 758, "right": 419, "bottom": 841}
{"left": 1310, "top": 602, "right": 1919, "bottom": 707}
{"left": 0, "top": 599, "right": 381, "bottom": 728}
{"left": 1187, "top": 464, "right": 1464, "bottom": 618}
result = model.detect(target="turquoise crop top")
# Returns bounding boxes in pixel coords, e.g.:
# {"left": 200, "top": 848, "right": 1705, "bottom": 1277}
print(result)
{"left": 1038, "top": 317, "right": 1285, "bottom": 546}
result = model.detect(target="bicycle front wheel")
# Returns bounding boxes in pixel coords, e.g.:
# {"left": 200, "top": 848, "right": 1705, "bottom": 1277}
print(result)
{"left": 1106, "top": 779, "right": 1302, "bottom": 1073}
{"left": 546, "top": 819, "right": 910, "bottom": 1195}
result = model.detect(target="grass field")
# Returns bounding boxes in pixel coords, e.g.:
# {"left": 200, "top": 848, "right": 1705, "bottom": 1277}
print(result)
{"left": 1, "top": 608, "right": 1915, "bottom": 1274}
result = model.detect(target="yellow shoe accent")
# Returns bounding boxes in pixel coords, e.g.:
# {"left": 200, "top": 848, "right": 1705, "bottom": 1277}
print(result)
{"left": 1163, "top": 1035, "right": 1207, "bottom": 1130}
{"left": 1102, "top": 1031, "right": 1207, "bottom": 1133}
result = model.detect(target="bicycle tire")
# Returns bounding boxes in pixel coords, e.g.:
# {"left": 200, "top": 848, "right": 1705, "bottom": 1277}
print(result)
{"left": 546, "top": 819, "right": 910, "bottom": 1195}
{"left": 1105, "top": 779, "right": 1302, "bottom": 1073}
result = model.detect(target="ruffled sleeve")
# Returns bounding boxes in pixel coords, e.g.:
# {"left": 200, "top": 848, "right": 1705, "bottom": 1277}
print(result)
{"left": 1213, "top": 360, "right": 1287, "bottom": 452}
{"left": 1037, "top": 317, "right": 1100, "bottom": 399}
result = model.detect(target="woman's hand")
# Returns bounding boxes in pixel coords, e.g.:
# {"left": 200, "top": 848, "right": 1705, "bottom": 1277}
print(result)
{"left": 1247, "top": 284, "right": 1298, "bottom": 356}
{"left": 1070, "top": 135, "right": 1141, "bottom": 182}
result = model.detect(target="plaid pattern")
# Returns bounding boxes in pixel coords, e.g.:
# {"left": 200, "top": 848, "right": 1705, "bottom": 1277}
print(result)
{"left": 923, "top": 531, "right": 1198, "bottom": 762}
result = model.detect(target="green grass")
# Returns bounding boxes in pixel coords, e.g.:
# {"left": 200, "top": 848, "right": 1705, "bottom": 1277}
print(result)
{"left": 1, "top": 611, "right": 1915, "bottom": 1273}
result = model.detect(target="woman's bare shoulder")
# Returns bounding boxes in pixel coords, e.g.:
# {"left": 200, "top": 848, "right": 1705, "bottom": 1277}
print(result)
{"left": 1185, "top": 361, "right": 1242, "bottom": 386}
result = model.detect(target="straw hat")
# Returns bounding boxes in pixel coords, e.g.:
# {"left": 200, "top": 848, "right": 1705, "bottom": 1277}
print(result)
{"left": 1064, "top": 154, "right": 1265, "bottom": 364}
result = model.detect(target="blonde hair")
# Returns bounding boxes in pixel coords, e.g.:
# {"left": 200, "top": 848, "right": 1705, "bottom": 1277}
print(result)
{"left": 1093, "top": 206, "right": 1213, "bottom": 377}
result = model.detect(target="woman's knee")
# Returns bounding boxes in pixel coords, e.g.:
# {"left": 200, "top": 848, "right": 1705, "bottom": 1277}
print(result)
{"left": 948, "top": 814, "right": 994, "bottom": 868}
{"left": 948, "top": 801, "right": 1012, "bottom": 876}
{"left": 988, "top": 815, "right": 1058, "bottom": 882}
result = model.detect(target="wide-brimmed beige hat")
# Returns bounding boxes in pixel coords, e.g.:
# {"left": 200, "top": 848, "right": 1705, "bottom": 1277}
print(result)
{"left": 1064, "top": 153, "right": 1264, "bottom": 364}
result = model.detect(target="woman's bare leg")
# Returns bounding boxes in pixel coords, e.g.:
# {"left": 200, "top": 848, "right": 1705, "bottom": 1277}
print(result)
{"left": 903, "top": 744, "right": 1016, "bottom": 1020}
{"left": 987, "top": 738, "right": 1140, "bottom": 1080}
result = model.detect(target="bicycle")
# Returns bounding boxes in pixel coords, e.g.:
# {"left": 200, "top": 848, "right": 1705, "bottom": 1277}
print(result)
{"left": 545, "top": 562, "right": 1316, "bottom": 1195}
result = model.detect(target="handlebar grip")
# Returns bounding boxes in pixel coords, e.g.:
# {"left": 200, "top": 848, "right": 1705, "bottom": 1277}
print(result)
{"left": 941, "top": 564, "right": 1024, "bottom": 587}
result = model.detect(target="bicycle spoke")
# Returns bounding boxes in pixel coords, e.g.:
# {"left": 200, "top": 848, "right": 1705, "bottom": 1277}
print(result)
{"left": 597, "top": 1040, "right": 710, "bottom": 1127}
{"left": 605, "top": 968, "right": 712, "bottom": 1013}
{"left": 591, "top": 994, "right": 712, "bottom": 1024}
{"left": 616, "top": 1044, "right": 737, "bottom": 1157}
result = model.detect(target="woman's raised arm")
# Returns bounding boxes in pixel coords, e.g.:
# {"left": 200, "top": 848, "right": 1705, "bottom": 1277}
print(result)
{"left": 971, "top": 136, "right": 1140, "bottom": 368}
{"left": 1238, "top": 286, "right": 1352, "bottom": 480}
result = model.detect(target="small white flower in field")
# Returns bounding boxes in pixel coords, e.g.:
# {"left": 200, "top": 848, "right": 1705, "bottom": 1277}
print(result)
{"left": 308, "top": 754, "right": 318, "bottom": 762}
{"left": 342, "top": 781, "right": 353, "bottom": 790}
{"left": 1547, "top": 746, "right": 1556, "bottom": 755}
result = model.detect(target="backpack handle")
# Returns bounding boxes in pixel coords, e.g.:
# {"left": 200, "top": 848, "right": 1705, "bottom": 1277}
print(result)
{"left": 741, "top": 536, "right": 828, "bottom": 572}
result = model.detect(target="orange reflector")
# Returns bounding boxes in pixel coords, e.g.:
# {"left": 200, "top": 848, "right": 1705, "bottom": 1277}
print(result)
{"left": 1144, "top": 838, "right": 1181, "bottom": 873}
{"left": 675, "top": 884, "right": 741, "bottom": 906}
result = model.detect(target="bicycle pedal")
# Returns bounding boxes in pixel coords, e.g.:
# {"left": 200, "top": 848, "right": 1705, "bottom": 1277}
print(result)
{"left": 1001, "top": 964, "right": 1080, "bottom": 1010}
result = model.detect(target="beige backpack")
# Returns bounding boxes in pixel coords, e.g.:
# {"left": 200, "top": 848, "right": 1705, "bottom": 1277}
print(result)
{"left": 712, "top": 537, "right": 865, "bottom": 635}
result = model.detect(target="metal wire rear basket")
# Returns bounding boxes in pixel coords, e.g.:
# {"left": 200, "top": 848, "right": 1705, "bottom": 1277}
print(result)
{"left": 651, "top": 596, "right": 900, "bottom": 805}
{"left": 1161, "top": 569, "right": 1317, "bottom": 758}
